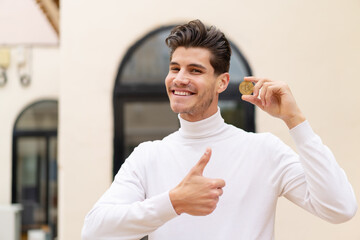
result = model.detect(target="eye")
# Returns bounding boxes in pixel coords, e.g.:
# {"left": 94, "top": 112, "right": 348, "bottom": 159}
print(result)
{"left": 170, "top": 67, "right": 180, "bottom": 72}
{"left": 191, "top": 68, "right": 202, "bottom": 74}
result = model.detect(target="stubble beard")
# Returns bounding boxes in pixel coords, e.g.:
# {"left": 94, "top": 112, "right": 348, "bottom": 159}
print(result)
{"left": 171, "top": 86, "right": 215, "bottom": 119}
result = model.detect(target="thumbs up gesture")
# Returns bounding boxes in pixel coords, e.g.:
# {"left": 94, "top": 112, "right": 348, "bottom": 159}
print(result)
{"left": 169, "top": 148, "right": 226, "bottom": 216}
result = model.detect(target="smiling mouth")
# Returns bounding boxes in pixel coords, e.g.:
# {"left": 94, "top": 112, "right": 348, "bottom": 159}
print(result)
{"left": 173, "top": 90, "right": 193, "bottom": 96}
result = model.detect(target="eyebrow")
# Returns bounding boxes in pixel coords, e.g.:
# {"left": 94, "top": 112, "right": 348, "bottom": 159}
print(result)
{"left": 169, "top": 61, "right": 207, "bottom": 70}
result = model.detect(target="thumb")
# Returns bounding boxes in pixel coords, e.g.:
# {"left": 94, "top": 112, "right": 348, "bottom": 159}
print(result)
{"left": 242, "top": 95, "right": 264, "bottom": 110}
{"left": 191, "top": 148, "right": 212, "bottom": 176}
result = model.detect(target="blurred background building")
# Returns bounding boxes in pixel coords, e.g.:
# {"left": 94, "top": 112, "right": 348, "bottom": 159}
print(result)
{"left": 0, "top": 0, "right": 359, "bottom": 239}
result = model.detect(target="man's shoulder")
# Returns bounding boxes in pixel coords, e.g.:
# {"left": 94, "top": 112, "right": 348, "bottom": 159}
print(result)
{"left": 135, "top": 131, "right": 179, "bottom": 150}
{"left": 226, "top": 123, "right": 282, "bottom": 146}
{"left": 226, "top": 123, "right": 273, "bottom": 138}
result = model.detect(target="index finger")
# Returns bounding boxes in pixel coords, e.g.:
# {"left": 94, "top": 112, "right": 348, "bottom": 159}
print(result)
{"left": 246, "top": 77, "right": 272, "bottom": 98}
{"left": 243, "top": 77, "right": 263, "bottom": 97}
{"left": 212, "top": 178, "right": 226, "bottom": 188}
{"left": 243, "top": 76, "right": 260, "bottom": 83}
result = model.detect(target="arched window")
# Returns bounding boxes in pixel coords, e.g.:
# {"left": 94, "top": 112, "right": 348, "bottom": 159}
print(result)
{"left": 12, "top": 100, "right": 58, "bottom": 239}
{"left": 113, "top": 25, "right": 254, "bottom": 176}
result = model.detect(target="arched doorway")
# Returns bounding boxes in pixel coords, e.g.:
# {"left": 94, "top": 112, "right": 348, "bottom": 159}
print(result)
{"left": 113, "top": 25, "right": 254, "bottom": 176}
{"left": 12, "top": 100, "right": 58, "bottom": 239}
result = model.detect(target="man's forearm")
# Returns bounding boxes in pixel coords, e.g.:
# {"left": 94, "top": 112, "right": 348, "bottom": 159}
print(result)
{"left": 288, "top": 121, "right": 357, "bottom": 223}
{"left": 82, "top": 191, "right": 177, "bottom": 240}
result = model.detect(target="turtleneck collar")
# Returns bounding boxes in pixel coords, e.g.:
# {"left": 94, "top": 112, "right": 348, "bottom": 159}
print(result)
{"left": 178, "top": 107, "right": 226, "bottom": 139}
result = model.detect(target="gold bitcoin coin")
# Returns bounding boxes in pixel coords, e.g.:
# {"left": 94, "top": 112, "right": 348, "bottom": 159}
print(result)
{"left": 239, "top": 81, "right": 254, "bottom": 95}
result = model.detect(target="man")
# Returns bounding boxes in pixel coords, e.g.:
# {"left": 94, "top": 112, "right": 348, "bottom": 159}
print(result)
{"left": 82, "top": 20, "right": 357, "bottom": 240}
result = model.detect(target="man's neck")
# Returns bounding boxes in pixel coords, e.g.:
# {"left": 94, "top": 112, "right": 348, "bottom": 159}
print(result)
{"left": 179, "top": 107, "right": 218, "bottom": 122}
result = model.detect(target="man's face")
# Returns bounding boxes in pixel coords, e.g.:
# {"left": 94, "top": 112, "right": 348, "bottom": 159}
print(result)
{"left": 165, "top": 47, "right": 228, "bottom": 122}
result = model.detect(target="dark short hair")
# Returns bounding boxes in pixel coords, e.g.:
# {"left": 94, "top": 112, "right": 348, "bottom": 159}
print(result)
{"left": 165, "top": 19, "right": 232, "bottom": 76}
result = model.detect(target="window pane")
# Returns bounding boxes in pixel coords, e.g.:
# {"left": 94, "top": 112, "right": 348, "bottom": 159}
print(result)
{"left": 219, "top": 100, "right": 247, "bottom": 128}
{"left": 16, "top": 137, "right": 47, "bottom": 231}
{"left": 229, "top": 46, "right": 250, "bottom": 83}
{"left": 15, "top": 101, "right": 58, "bottom": 130}
{"left": 124, "top": 102, "right": 179, "bottom": 158}
{"left": 121, "top": 31, "right": 170, "bottom": 84}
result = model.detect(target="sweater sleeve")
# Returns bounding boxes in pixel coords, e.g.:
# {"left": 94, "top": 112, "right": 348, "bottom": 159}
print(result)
{"left": 279, "top": 121, "right": 357, "bottom": 223}
{"left": 81, "top": 144, "right": 178, "bottom": 240}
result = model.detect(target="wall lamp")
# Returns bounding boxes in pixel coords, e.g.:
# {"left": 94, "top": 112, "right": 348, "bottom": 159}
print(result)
{"left": 16, "top": 46, "right": 31, "bottom": 87}
{"left": 0, "top": 48, "right": 10, "bottom": 87}
{"left": 0, "top": 47, "right": 32, "bottom": 87}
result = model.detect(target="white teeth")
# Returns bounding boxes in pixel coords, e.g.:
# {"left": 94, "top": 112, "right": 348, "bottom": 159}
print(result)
{"left": 174, "top": 91, "right": 191, "bottom": 96}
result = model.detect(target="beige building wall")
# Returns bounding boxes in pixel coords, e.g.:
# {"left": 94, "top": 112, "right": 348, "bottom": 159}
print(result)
{"left": 0, "top": 47, "right": 59, "bottom": 205}
{"left": 59, "top": 0, "right": 360, "bottom": 239}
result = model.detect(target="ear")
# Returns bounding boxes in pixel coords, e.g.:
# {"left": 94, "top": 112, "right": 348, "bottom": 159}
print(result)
{"left": 216, "top": 73, "right": 230, "bottom": 94}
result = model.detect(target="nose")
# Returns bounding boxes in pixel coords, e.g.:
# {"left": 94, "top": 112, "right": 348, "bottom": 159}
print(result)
{"left": 173, "top": 71, "right": 190, "bottom": 86}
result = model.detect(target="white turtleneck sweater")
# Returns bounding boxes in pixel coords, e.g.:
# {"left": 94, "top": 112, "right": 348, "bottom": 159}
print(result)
{"left": 82, "top": 110, "right": 357, "bottom": 240}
